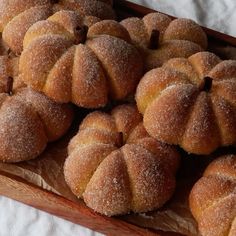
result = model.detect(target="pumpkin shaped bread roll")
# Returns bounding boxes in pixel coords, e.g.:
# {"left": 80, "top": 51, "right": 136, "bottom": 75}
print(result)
{"left": 190, "top": 154, "right": 236, "bottom": 236}
{"left": 19, "top": 10, "right": 143, "bottom": 108}
{"left": 136, "top": 52, "right": 236, "bottom": 155}
{"left": 121, "top": 12, "right": 207, "bottom": 71}
{"left": 64, "top": 104, "right": 180, "bottom": 216}
{"left": 0, "top": 63, "right": 74, "bottom": 162}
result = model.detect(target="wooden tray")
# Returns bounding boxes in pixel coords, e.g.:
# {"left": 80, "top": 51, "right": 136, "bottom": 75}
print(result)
{"left": 0, "top": 1, "right": 235, "bottom": 236}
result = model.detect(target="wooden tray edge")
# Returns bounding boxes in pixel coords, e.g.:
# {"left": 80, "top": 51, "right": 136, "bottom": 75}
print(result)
{"left": 0, "top": 171, "right": 181, "bottom": 236}
{"left": 114, "top": 0, "right": 236, "bottom": 46}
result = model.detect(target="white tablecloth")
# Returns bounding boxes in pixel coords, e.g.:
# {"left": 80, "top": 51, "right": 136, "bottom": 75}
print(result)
{"left": 1, "top": 1, "right": 235, "bottom": 236}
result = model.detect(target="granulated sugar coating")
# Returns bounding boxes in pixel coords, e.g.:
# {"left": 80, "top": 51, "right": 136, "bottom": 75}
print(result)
{"left": 121, "top": 12, "right": 207, "bottom": 70}
{"left": 19, "top": 11, "right": 143, "bottom": 108}
{"left": 137, "top": 51, "right": 236, "bottom": 155}
{"left": 0, "top": 87, "right": 74, "bottom": 162}
{"left": 54, "top": 0, "right": 115, "bottom": 20}
{"left": 190, "top": 154, "right": 236, "bottom": 236}
{"left": 64, "top": 104, "right": 180, "bottom": 216}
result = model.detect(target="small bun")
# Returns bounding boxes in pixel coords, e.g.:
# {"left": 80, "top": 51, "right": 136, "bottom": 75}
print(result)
{"left": 121, "top": 12, "right": 207, "bottom": 71}
{"left": 0, "top": 1, "right": 52, "bottom": 54}
{"left": 0, "top": 0, "right": 115, "bottom": 54}
{"left": 0, "top": 55, "right": 74, "bottom": 162}
{"left": 189, "top": 154, "right": 236, "bottom": 236}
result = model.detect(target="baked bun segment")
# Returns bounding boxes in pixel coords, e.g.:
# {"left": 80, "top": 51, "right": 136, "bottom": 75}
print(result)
{"left": 0, "top": 0, "right": 115, "bottom": 55}
{"left": 64, "top": 104, "right": 180, "bottom": 216}
{"left": 19, "top": 11, "right": 143, "bottom": 108}
{"left": 136, "top": 52, "right": 236, "bottom": 155}
{"left": 189, "top": 154, "right": 236, "bottom": 236}
{"left": 121, "top": 12, "right": 207, "bottom": 71}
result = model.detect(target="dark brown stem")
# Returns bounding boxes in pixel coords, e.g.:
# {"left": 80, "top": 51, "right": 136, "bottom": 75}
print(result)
{"left": 6, "top": 76, "right": 13, "bottom": 95}
{"left": 74, "top": 25, "right": 88, "bottom": 45}
{"left": 148, "top": 30, "right": 160, "bottom": 49}
{"left": 202, "top": 77, "right": 213, "bottom": 92}
{"left": 50, "top": 0, "right": 59, "bottom": 4}
{"left": 117, "top": 132, "right": 124, "bottom": 148}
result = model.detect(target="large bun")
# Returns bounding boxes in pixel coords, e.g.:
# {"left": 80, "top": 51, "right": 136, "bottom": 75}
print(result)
{"left": 19, "top": 11, "right": 143, "bottom": 108}
{"left": 136, "top": 51, "right": 236, "bottom": 155}
{"left": 64, "top": 104, "right": 180, "bottom": 216}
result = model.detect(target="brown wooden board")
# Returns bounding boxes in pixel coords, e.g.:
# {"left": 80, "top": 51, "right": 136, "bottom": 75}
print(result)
{"left": 0, "top": 1, "right": 235, "bottom": 236}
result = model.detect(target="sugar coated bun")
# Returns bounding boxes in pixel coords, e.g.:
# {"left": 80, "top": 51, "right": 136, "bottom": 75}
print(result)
{"left": 20, "top": 11, "right": 143, "bottom": 108}
{"left": 0, "top": 65, "right": 74, "bottom": 162}
{"left": 0, "top": 0, "right": 53, "bottom": 54}
{"left": 189, "top": 154, "right": 236, "bottom": 236}
{"left": 64, "top": 104, "right": 180, "bottom": 216}
{"left": 136, "top": 51, "right": 236, "bottom": 155}
{"left": 121, "top": 12, "right": 207, "bottom": 71}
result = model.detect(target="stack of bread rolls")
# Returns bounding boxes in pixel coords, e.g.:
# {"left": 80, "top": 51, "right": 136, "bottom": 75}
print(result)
{"left": 0, "top": 1, "right": 235, "bottom": 234}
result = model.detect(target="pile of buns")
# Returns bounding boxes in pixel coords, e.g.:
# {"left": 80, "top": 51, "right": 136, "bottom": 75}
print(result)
{"left": 0, "top": 1, "right": 235, "bottom": 235}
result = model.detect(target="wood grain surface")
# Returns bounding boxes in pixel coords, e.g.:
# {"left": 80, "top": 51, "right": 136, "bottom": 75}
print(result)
{"left": 0, "top": 171, "right": 181, "bottom": 236}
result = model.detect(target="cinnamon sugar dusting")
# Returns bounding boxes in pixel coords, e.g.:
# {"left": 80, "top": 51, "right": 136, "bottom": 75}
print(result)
{"left": 19, "top": 12, "right": 143, "bottom": 107}
{"left": 0, "top": 87, "right": 73, "bottom": 162}
{"left": 190, "top": 155, "right": 236, "bottom": 236}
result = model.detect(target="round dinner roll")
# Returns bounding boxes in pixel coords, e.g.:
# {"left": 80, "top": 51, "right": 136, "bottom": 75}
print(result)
{"left": 64, "top": 104, "right": 180, "bottom": 216}
{"left": 136, "top": 51, "right": 236, "bottom": 155}
{"left": 19, "top": 10, "right": 143, "bottom": 108}
{"left": 189, "top": 154, "right": 236, "bottom": 236}
{"left": 121, "top": 12, "right": 207, "bottom": 71}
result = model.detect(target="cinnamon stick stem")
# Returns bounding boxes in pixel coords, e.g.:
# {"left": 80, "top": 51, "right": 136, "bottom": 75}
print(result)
{"left": 6, "top": 76, "right": 13, "bottom": 95}
{"left": 149, "top": 30, "right": 160, "bottom": 49}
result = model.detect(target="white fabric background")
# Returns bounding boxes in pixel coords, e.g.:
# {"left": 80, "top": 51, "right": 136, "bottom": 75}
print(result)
{"left": 1, "top": 1, "right": 235, "bottom": 236}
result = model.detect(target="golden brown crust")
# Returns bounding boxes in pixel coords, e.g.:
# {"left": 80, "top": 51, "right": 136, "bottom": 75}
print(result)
{"left": 121, "top": 12, "right": 207, "bottom": 70}
{"left": 144, "top": 40, "right": 203, "bottom": 71}
{"left": 53, "top": 0, "right": 115, "bottom": 20}
{"left": 64, "top": 104, "right": 180, "bottom": 216}
{"left": 88, "top": 20, "right": 131, "bottom": 43}
{"left": 163, "top": 18, "right": 207, "bottom": 49}
{"left": 20, "top": 11, "right": 143, "bottom": 108}
{"left": 137, "top": 51, "right": 236, "bottom": 154}
{"left": 189, "top": 155, "right": 236, "bottom": 236}
{"left": 0, "top": 0, "right": 53, "bottom": 54}
{"left": 2, "top": 5, "right": 52, "bottom": 54}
